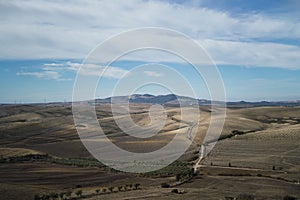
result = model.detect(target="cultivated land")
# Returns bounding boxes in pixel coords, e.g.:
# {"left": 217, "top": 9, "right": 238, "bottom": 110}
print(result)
{"left": 0, "top": 103, "right": 299, "bottom": 200}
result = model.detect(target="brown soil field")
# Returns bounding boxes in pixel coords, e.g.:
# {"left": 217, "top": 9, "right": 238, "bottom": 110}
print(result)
{"left": 0, "top": 104, "right": 299, "bottom": 199}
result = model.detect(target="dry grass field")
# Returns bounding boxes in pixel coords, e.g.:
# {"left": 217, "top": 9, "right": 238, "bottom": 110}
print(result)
{"left": 0, "top": 104, "right": 299, "bottom": 199}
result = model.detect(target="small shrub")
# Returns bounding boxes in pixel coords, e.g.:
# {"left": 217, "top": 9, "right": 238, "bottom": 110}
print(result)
{"left": 59, "top": 192, "right": 66, "bottom": 199}
{"left": 161, "top": 182, "right": 170, "bottom": 188}
{"left": 134, "top": 183, "right": 140, "bottom": 190}
{"left": 75, "top": 190, "right": 82, "bottom": 197}
{"left": 50, "top": 193, "right": 58, "bottom": 199}
{"left": 34, "top": 194, "right": 40, "bottom": 200}
{"left": 171, "top": 189, "right": 179, "bottom": 194}
{"left": 175, "top": 173, "right": 181, "bottom": 181}
{"left": 283, "top": 195, "right": 297, "bottom": 200}
{"left": 65, "top": 190, "right": 72, "bottom": 198}
{"left": 225, "top": 197, "right": 235, "bottom": 200}
{"left": 108, "top": 186, "right": 114, "bottom": 192}
{"left": 237, "top": 193, "right": 254, "bottom": 200}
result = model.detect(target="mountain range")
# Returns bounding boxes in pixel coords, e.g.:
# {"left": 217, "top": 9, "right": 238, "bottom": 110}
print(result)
{"left": 93, "top": 94, "right": 300, "bottom": 108}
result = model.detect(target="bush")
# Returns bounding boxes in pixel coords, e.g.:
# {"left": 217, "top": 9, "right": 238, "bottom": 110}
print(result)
{"left": 161, "top": 182, "right": 170, "bottom": 188}
{"left": 171, "top": 189, "right": 179, "bottom": 194}
{"left": 34, "top": 194, "right": 40, "bottom": 200}
{"left": 75, "top": 190, "right": 82, "bottom": 197}
{"left": 134, "top": 183, "right": 140, "bottom": 190}
{"left": 237, "top": 193, "right": 254, "bottom": 200}
{"left": 108, "top": 186, "right": 114, "bottom": 192}
{"left": 65, "top": 190, "right": 72, "bottom": 198}
{"left": 50, "top": 193, "right": 58, "bottom": 199}
{"left": 283, "top": 195, "right": 297, "bottom": 200}
{"left": 59, "top": 192, "right": 66, "bottom": 199}
{"left": 175, "top": 174, "right": 181, "bottom": 181}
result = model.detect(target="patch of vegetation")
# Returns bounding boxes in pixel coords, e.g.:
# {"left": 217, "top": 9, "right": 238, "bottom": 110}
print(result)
{"left": 0, "top": 153, "right": 108, "bottom": 170}
{"left": 47, "top": 157, "right": 106, "bottom": 168}
{"left": 283, "top": 195, "right": 298, "bottom": 200}
{"left": 75, "top": 190, "right": 82, "bottom": 197}
{"left": 0, "top": 154, "right": 49, "bottom": 163}
{"left": 218, "top": 173, "right": 251, "bottom": 177}
{"left": 142, "top": 161, "right": 191, "bottom": 178}
{"left": 35, "top": 183, "right": 142, "bottom": 200}
{"left": 218, "top": 130, "right": 246, "bottom": 140}
{"left": 187, "top": 155, "right": 199, "bottom": 162}
{"left": 236, "top": 193, "right": 255, "bottom": 200}
{"left": 161, "top": 182, "right": 170, "bottom": 188}
{"left": 171, "top": 188, "right": 179, "bottom": 193}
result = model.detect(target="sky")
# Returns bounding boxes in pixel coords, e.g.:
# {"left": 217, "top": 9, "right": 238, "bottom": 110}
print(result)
{"left": 0, "top": 0, "right": 300, "bottom": 103}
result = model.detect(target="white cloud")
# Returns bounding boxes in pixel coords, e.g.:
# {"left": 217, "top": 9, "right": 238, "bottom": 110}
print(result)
{"left": 66, "top": 62, "right": 130, "bottom": 78}
{"left": 16, "top": 61, "right": 130, "bottom": 80}
{"left": 1, "top": 0, "right": 300, "bottom": 69}
{"left": 17, "top": 71, "right": 60, "bottom": 80}
{"left": 44, "top": 63, "right": 65, "bottom": 67}
{"left": 201, "top": 39, "right": 300, "bottom": 69}
{"left": 144, "top": 70, "right": 163, "bottom": 77}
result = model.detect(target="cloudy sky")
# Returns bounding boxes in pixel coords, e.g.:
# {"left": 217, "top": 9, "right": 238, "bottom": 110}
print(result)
{"left": 1, "top": 0, "right": 300, "bottom": 102}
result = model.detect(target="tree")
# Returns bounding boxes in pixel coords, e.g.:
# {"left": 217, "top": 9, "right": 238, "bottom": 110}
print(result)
{"left": 108, "top": 186, "right": 114, "bottom": 192}
{"left": 175, "top": 174, "right": 181, "bottom": 181}
{"left": 50, "top": 192, "right": 58, "bottom": 199}
{"left": 59, "top": 192, "right": 66, "bottom": 199}
{"left": 134, "top": 183, "right": 140, "bottom": 190}
{"left": 118, "top": 186, "right": 123, "bottom": 191}
{"left": 75, "top": 190, "right": 82, "bottom": 197}
{"left": 34, "top": 194, "right": 40, "bottom": 200}
{"left": 161, "top": 183, "right": 170, "bottom": 188}
{"left": 273, "top": 165, "right": 275, "bottom": 170}
{"left": 237, "top": 193, "right": 254, "bottom": 200}
{"left": 102, "top": 188, "right": 107, "bottom": 193}
{"left": 95, "top": 189, "right": 100, "bottom": 194}
{"left": 228, "top": 162, "right": 232, "bottom": 167}
{"left": 42, "top": 194, "right": 50, "bottom": 200}
{"left": 171, "top": 189, "right": 179, "bottom": 194}
{"left": 65, "top": 190, "right": 72, "bottom": 199}
{"left": 283, "top": 195, "right": 297, "bottom": 200}
{"left": 188, "top": 168, "right": 194, "bottom": 178}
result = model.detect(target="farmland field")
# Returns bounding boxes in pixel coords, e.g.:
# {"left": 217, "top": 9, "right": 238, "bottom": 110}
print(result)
{"left": 0, "top": 104, "right": 299, "bottom": 199}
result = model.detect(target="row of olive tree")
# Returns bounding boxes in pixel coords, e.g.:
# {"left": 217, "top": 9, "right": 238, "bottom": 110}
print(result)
{"left": 34, "top": 183, "right": 141, "bottom": 200}
{"left": 95, "top": 183, "right": 141, "bottom": 194}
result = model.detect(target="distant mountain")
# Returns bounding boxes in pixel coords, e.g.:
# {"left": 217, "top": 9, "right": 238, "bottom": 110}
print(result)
{"left": 93, "top": 94, "right": 300, "bottom": 107}
{"left": 226, "top": 100, "right": 300, "bottom": 107}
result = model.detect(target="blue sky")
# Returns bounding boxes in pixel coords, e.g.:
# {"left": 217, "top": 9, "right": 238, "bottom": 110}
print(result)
{"left": 0, "top": 0, "right": 300, "bottom": 103}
